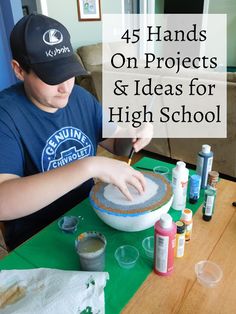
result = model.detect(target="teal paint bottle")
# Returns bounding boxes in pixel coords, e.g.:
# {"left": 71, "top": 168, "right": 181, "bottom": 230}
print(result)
{"left": 202, "top": 188, "right": 216, "bottom": 221}
{"left": 196, "top": 145, "right": 213, "bottom": 189}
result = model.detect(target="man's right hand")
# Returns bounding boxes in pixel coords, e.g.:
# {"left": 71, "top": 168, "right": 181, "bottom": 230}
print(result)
{"left": 90, "top": 156, "right": 146, "bottom": 201}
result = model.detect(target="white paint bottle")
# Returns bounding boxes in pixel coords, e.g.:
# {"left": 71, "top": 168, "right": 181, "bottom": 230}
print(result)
{"left": 171, "top": 161, "right": 189, "bottom": 211}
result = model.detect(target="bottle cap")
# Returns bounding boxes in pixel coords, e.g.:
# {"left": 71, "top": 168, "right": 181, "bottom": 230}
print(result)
{"left": 176, "top": 221, "right": 185, "bottom": 233}
{"left": 205, "top": 188, "right": 216, "bottom": 196}
{"left": 160, "top": 213, "right": 172, "bottom": 229}
{"left": 202, "top": 144, "right": 211, "bottom": 154}
{"left": 208, "top": 171, "right": 219, "bottom": 188}
{"left": 190, "top": 174, "right": 201, "bottom": 182}
{"left": 208, "top": 171, "right": 219, "bottom": 180}
{"left": 181, "top": 209, "right": 192, "bottom": 222}
{"left": 176, "top": 161, "right": 186, "bottom": 169}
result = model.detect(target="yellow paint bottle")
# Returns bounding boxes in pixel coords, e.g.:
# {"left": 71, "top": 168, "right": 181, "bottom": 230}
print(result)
{"left": 175, "top": 221, "right": 186, "bottom": 258}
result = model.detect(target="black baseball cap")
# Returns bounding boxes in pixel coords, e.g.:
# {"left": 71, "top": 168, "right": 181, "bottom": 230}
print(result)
{"left": 10, "top": 13, "right": 87, "bottom": 85}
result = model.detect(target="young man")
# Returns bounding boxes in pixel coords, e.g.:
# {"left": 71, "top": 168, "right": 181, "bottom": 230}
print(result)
{"left": 0, "top": 14, "right": 152, "bottom": 249}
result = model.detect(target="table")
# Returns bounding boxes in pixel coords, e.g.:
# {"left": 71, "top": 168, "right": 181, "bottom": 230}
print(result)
{"left": 122, "top": 177, "right": 236, "bottom": 314}
{"left": 0, "top": 157, "right": 235, "bottom": 314}
{"left": 0, "top": 251, "right": 35, "bottom": 270}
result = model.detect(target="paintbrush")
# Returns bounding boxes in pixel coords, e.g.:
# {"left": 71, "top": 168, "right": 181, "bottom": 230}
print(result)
{"left": 135, "top": 166, "right": 153, "bottom": 171}
{"left": 127, "top": 147, "right": 135, "bottom": 166}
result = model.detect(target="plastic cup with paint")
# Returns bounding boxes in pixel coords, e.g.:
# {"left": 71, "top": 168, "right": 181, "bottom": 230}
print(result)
{"left": 75, "top": 231, "right": 107, "bottom": 271}
{"left": 58, "top": 216, "right": 79, "bottom": 233}
{"left": 153, "top": 166, "right": 170, "bottom": 181}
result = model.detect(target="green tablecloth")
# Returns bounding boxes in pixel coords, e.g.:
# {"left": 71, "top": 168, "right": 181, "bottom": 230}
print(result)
{"left": 0, "top": 251, "right": 35, "bottom": 270}
{"left": 1, "top": 157, "right": 204, "bottom": 314}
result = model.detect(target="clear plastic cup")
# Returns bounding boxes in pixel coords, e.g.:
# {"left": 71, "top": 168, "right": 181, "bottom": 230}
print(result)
{"left": 142, "top": 236, "right": 154, "bottom": 259}
{"left": 153, "top": 166, "right": 170, "bottom": 181}
{"left": 195, "top": 260, "right": 223, "bottom": 288}
{"left": 115, "top": 245, "right": 139, "bottom": 269}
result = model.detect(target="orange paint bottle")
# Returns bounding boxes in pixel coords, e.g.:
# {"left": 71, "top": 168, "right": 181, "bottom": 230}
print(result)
{"left": 180, "top": 209, "right": 193, "bottom": 242}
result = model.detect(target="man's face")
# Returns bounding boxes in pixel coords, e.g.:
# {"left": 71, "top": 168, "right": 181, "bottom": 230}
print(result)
{"left": 23, "top": 70, "right": 75, "bottom": 113}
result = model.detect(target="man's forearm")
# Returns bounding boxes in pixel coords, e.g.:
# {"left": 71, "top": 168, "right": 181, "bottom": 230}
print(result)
{"left": 0, "top": 157, "right": 95, "bottom": 220}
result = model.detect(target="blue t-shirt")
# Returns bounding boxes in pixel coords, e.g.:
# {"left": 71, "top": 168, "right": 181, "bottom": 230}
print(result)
{"left": 0, "top": 83, "right": 103, "bottom": 249}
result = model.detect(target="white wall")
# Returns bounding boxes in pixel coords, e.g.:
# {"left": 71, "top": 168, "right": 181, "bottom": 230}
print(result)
{"left": 206, "top": 0, "right": 236, "bottom": 66}
{"left": 45, "top": 0, "right": 122, "bottom": 50}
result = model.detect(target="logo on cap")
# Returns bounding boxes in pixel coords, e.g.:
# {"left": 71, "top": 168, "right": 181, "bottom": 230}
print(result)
{"left": 43, "top": 29, "right": 63, "bottom": 46}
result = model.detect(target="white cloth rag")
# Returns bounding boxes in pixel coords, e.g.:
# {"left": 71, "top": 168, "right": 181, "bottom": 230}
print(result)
{"left": 0, "top": 268, "right": 109, "bottom": 314}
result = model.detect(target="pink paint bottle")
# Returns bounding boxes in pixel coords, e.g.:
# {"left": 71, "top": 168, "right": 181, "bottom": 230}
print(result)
{"left": 154, "top": 213, "right": 177, "bottom": 276}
